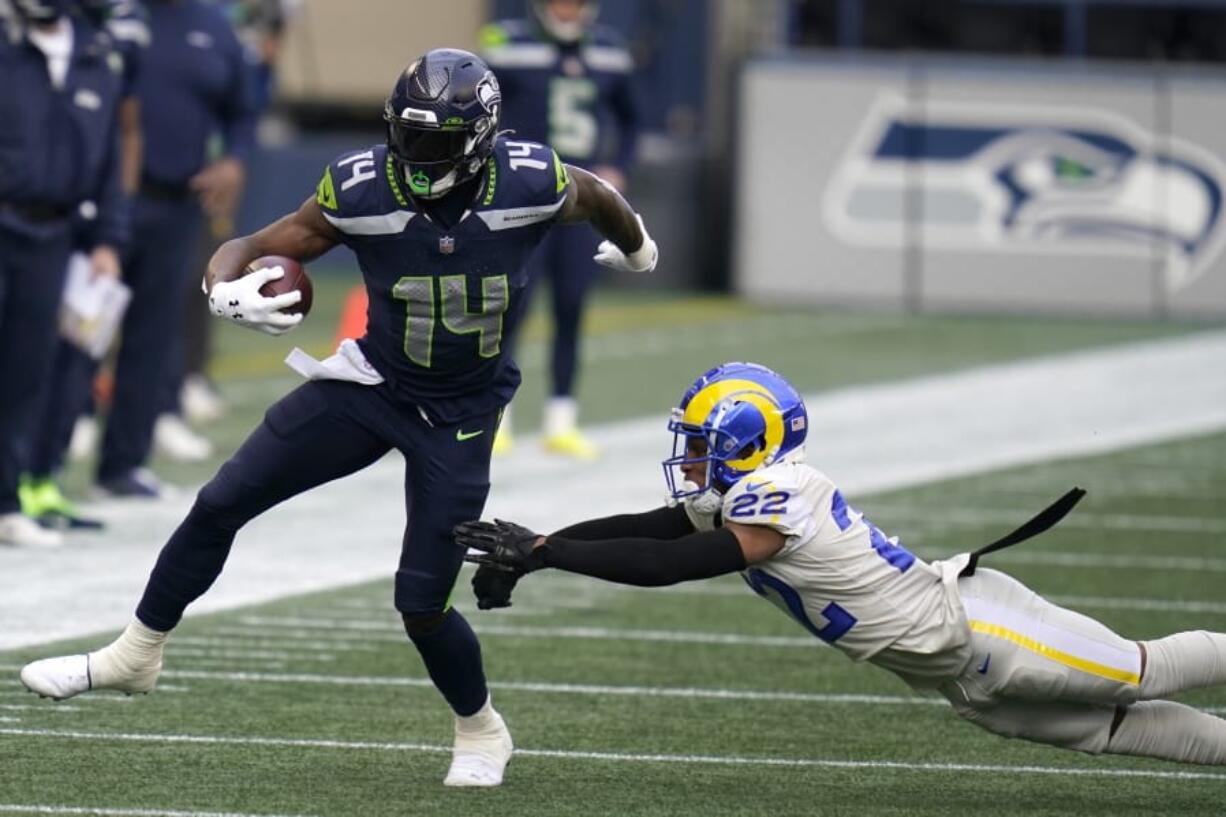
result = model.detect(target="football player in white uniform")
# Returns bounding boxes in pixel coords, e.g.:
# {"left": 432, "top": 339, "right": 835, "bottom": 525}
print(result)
{"left": 456, "top": 361, "right": 1226, "bottom": 765}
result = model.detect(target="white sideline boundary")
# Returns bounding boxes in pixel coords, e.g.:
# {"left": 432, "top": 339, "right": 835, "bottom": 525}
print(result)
{"left": 3, "top": 330, "right": 1226, "bottom": 649}
{"left": 2, "top": 728, "right": 1224, "bottom": 782}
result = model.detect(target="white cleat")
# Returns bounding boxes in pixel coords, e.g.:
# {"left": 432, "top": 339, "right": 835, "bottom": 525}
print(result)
{"left": 68, "top": 415, "right": 99, "bottom": 463}
{"left": 20, "top": 654, "right": 93, "bottom": 700}
{"left": 181, "top": 374, "right": 228, "bottom": 424}
{"left": 443, "top": 705, "right": 513, "bottom": 787}
{"left": 0, "top": 512, "right": 63, "bottom": 548}
{"left": 154, "top": 413, "right": 214, "bottom": 462}
{"left": 20, "top": 620, "right": 166, "bottom": 700}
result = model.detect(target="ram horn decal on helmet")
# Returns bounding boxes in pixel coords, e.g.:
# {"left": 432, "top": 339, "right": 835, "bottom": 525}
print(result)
{"left": 662, "top": 362, "right": 808, "bottom": 501}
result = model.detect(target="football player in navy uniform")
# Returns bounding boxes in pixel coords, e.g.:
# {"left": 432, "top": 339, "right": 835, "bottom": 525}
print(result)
{"left": 480, "top": 0, "right": 638, "bottom": 458}
{"left": 20, "top": 48, "right": 658, "bottom": 788}
{"left": 458, "top": 362, "right": 1226, "bottom": 768}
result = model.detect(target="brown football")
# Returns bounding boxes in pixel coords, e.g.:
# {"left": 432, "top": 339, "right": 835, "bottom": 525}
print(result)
{"left": 248, "top": 255, "right": 313, "bottom": 316}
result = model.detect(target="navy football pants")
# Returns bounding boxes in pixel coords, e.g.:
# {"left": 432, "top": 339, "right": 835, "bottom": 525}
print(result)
{"left": 28, "top": 338, "right": 94, "bottom": 478}
{"left": 521, "top": 221, "right": 600, "bottom": 398}
{"left": 135, "top": 379, "right": 501, "bottom": 713}
{"left": 98, "top": 194, "right": 203, "bottom": 480}
{"left": 0, "top": 227, "right": 72, "bottom": 514}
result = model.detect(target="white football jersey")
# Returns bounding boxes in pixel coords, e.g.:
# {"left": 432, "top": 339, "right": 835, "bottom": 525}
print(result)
{"left": 686, "top": 461, "right": 973, "bottom": 687}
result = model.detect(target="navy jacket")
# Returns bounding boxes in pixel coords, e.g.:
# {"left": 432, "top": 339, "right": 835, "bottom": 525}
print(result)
{"left": 136, "top": 0, "right": 256, "bottom": 187}
{"left": 0, "top": 14, "right": 128, "bottom": 247}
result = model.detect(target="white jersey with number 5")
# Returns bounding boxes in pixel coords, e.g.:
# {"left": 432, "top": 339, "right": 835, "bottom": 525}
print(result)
{"left": 685, "top": 461, "right": 974, "bottom": 688}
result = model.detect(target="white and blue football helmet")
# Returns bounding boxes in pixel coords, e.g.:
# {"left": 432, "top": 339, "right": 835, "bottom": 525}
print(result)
{"left": 663, "top": 362, "right": 808, "bottom": 502}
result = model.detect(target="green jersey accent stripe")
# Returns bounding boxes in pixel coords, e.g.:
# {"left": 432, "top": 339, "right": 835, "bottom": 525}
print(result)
{"left": 483, "top": 156, "right": 498, "bottom": 206}
{"left": 553, "top": 151, "right": 569, "bottom": 195}
{"left": 385, "top": 155, "right": 409, "bottom": 207}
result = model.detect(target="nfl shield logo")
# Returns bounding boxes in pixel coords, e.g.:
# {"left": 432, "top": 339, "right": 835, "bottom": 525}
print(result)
{"left": 439, "top": 236, "right": 455, "bottom": 254}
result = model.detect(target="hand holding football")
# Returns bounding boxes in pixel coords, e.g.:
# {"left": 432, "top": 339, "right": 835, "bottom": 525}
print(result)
{"left": 247, "top": 255, "right": 313, "bottom": 316}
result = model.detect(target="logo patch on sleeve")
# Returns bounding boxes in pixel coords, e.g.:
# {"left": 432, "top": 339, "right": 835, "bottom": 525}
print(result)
{"left": 316, "top": 167, "right": 338, "bottom": 210}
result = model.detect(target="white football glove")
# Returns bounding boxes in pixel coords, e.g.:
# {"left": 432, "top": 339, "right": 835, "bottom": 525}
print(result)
{"left": 594, "top": 213, "right": 658, "bottom": 274}
{"left": 207, "top": 265, "right": 303, "bottom": 336}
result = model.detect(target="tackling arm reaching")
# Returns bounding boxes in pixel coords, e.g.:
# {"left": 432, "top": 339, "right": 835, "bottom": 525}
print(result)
{"left": 456, "top": 509, "right": 785, "bottom": 606}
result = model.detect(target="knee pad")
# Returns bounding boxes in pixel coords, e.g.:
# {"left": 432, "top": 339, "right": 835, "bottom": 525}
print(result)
{"left": 402, "top": 608, "right": 451, "bottom": 639}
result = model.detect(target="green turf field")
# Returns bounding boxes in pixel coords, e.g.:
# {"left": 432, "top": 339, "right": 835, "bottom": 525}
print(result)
{"left": 5, "top": 286, "right": 1225, "bottom": 816}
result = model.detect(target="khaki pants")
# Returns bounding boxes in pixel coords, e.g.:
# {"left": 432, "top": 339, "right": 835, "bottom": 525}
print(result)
{"left": 939, "top": 567, "right": 1142, "bottom": 753}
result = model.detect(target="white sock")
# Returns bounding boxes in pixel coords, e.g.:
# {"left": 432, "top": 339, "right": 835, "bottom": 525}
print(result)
{"left": 1107, "top": 701, "right": 1226, "bottom": 765}
{"left": 1140, "top": 631, "right": 1226, "bottom": 699}
{"left": 543, "top": 397, "right": 578, "bottom": 437}
{"left": 91, "top": 618, "right": 168, "bottom": 687}
{"left": 456, "top": 697, "right": 500, "bottom": 735}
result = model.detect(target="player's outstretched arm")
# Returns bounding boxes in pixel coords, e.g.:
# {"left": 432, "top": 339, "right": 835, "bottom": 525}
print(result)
{"left": 558, "top": 165, "right": 658, "bottom": 274}
{"left": 463, "top": 506, "right": 697, "bottom": 610}
{"left": 456, "top": 517, "right": 785, "bottom": 588}
{"left": 205, "top": 196, "right": 340, "bottom": 291}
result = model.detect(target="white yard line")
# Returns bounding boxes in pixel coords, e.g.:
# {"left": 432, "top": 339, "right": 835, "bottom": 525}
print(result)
{"left": 0, "top": 805, "right": 317, "bottom": 817}
{"left": 1, "top": 727, "right": 1223, "bottom": 783}
{"left": 2, "top": 665, "right": 1222, "bottom": 716}
{"left": 0, "top": 704, "right": 80, "bottom": 713}
{"left": 876, "top": 506, "right": 1226, "bottom": 535}
{"left": 171, "top": 637, "right": 374, "bottom": 653}
{"left": 236, "top": 616, "right": 817, "bottom": 647}
{"left": 4, "top": 330, "right": 1226, "bottom": 650}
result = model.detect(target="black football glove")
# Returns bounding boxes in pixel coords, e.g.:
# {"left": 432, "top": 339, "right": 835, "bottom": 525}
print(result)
{"left": 454, "top": 518, "right": 547, "bottom": 574}
{"left": 471, "top": 564, "right": 521, "bottom": 610}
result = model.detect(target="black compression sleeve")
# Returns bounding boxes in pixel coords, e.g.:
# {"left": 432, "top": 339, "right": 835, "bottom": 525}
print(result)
{"left": 550, "top": 505, "right": 695, "bottom": 541}
{"left": 539, "top": 527, "right": 746, "bottom": 587}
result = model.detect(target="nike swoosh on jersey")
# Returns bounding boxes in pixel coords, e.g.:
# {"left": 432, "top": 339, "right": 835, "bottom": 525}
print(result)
{"left": 456, "top": 429, "right": 485, "bottom": 441}
{"left": 977, "top": 654, "right": 992, "bottom": 674}
{"left": 742, "top": 481, "right": 767, "bottom": 493}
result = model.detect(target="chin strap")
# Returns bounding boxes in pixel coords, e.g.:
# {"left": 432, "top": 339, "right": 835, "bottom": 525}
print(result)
{"left": 685, "top": 484, "right": 723, "bottom": 516}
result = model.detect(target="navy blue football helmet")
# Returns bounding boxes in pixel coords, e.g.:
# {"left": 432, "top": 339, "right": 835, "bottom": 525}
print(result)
{"left": 383, "top": 48, "right": 501, "bottom": 200}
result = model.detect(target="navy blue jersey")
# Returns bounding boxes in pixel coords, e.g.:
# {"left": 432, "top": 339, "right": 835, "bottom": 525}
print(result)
{"left": 135, "top": 0, "right": 256, "bottom": 185}
{"left": 316, "top": 137, "right": 571, "bottom": 423}
{"left": 479, "top": 19, "right": 638, "bottom": 171}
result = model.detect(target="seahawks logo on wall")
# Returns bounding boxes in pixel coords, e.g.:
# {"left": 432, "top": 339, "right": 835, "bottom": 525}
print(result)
{"left": 823, "top": 97, "right": 1226, "bottom": 292}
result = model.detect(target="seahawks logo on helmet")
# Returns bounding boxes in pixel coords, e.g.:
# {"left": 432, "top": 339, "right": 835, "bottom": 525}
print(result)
{"left": 475, "top": 75, "right": 501, "bottom": 115}
{"left": 384, "top": 49, "right": 502, "bottom": 200}
{"left": 824, "top": 97, "right": 1226, "bottom": 292}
